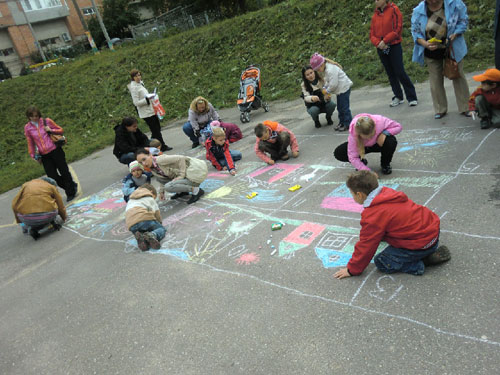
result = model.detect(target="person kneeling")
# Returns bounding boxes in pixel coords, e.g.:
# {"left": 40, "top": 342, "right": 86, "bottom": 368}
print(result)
{"left": 206, "top": 127, "right": 242, "bottom": 176}
{"left": 334, "top": 171, "right": 450, "bottom": 280}
{"left": 469, "top": 69, "right": 500, "bottom": 129}
{"left": 125, "top": 184, "right": 165, "bottom": 252}
{"left": 254, "top": 121, "right": 299, "bottom": 165}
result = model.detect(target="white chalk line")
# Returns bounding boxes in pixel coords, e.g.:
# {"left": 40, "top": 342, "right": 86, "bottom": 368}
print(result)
{"left": 424, "top": 129, "right": 497, "bottom": 206}
{"left": 198, "top": 261, "right": 500, "bottom": 347}
{"left": 350, "top": 268, "right": 376, "bottom": 305}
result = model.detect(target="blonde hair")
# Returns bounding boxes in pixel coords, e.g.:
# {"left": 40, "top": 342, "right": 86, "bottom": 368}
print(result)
{"left": 354, "top": 116, "right": 375, "bottom": 159}
{"left": 212, "top": 127, "right": 226, "bottom": 138}
{"left": 190, "top": 96, "right": 209, "bottom": 114}
{"left": 324, "top": 57, "right": 343, "bottom": 71}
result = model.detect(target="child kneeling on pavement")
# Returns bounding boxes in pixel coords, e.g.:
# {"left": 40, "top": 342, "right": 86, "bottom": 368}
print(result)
{"left": 206, "top": 127, "right": 242, "bottom": 176}
{"left": 125, "top": 184, "right": 165, "bottom": 251}
{"left": 254, "top": 120, "right": 299, "bottom": 165}
{"left": 468, "top": 68, "right": 500, "bottom": 129}
{"left": 334, "top": 170, "right": 450, "bottom": 279}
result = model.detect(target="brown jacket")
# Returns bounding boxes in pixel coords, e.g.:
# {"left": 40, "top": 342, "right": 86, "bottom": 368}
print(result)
{"left": 12, "top": 179, "right": 67, "bottom": 223}
{"left": 125, "top": 187, "right": 161, "bottom": 230}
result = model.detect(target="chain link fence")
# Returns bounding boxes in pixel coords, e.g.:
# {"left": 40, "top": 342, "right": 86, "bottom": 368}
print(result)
{"left": 130, "top": 5, "right": 221, "bottom": 39}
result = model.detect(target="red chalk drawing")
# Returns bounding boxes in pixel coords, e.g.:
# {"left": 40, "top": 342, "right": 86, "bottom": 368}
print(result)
{"left": 208, "top": 172, "right": 230, "bottom": 178}
{"left": 236, "top": 252, "right": 261, "bottom": 265}
{"left": 321, "top": 197, "right": 363, "bottom": 213}
{"left": 283, "top": 222, "right": 326, "bottom": 245}
{"left": 249, "top": 163, "right": 304, "bottom": 184}
{"left": 96, "top": 198, "right": 126, "bottom": 210}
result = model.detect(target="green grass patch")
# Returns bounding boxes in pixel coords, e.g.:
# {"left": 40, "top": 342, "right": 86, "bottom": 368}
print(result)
{"left": 0, "top": 0, "right": 494, "bottom": 193}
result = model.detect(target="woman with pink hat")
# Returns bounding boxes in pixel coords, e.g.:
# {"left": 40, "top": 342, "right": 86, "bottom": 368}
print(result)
{"left": 309, "top": 53, "right": 353, "bottom": 131}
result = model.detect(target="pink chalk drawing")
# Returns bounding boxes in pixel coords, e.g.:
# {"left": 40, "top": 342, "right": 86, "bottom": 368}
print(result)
{"left": 236, "top": 252, "right": 261, "bottom": 265}
{"left": 96, "top": 198, "right": 126, "bottom": 211}
{"left": 208, "top": 172, "right": 230, "bottom": 178}
{"left": 279, "top": 222, "right": 326, "bottom": 256}
{"left": 249, "top": 163, "right": 304, "bottom": 184}
{"left": 321, "top": 197, "right": 363, "bottom": 213}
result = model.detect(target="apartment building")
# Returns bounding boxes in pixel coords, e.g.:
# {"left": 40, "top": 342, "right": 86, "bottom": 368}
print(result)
{"left": 0, "top": 0, "right": 103, "bottom": 77}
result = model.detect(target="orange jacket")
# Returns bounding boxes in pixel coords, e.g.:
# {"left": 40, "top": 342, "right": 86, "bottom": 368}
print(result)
{"left": 254, "top": 121, "right": 299, "bottom": 163}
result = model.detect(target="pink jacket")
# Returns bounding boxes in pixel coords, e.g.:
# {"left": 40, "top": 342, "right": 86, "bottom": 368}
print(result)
{"left": 347, "top": 114, "right": 402, "bottom": 171}
{"left": 254, "top": 120, "right": 299, "bottom": 164}
{"left": 24, "top": 118, "right": 63, "bottom": 159}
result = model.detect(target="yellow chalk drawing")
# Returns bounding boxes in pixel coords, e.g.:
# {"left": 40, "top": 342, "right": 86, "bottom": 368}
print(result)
{"left": 206, "top": 186, "right": 232, "bottom": 199}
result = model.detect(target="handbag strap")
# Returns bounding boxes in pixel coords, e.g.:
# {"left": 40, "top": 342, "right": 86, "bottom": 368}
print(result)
{"left": 446, "top": 41, "right": 456, "bottom": 60}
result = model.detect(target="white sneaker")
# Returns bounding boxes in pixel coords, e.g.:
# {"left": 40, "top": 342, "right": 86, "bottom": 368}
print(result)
{"left": 408, "top": 100, "right": 418, "bottom": 106}
{"left": 390, "top": 97, "right": 404, "bottom": 107}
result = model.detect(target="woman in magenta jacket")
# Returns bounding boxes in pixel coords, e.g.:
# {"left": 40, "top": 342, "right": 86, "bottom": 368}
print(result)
{"left": 333, "top": 113, "right": 402, "bottom": 175}
{"left": 24, "top": 106, "right": 77, "bottom": 202}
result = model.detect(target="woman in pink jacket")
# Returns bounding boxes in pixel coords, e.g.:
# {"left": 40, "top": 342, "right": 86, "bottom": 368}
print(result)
{"left": 333, "top": 113, "right": 401, "bottom": 175}
{"left": 24, "top": 106, "right": 77, "bottom": 202}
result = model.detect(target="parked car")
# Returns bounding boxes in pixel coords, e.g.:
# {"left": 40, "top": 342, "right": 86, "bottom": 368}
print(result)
{"left": 101, "top": 37, "right": 134, "bottom": 49}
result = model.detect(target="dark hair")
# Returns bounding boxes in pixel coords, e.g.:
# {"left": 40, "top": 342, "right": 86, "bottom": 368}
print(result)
{"left": 482, "top": 80, "right": 498, "bottom": 85}
{"left": 135, "top": 148, "right": 150, "bottom": 158}
{"left": 346, "top": 170, "right": 379, "bottom": 196}
{"left": 26, "top": 106, "right": 42, "bottom": 119}
{"left": 140, "top": 183, "right": 157, "bottom": 196}
{"left": 254, "top": 123, "right": 266, "bottom": 138}
{"left": 121, "top": 117, "right": 137, "bottom": 128}
{"left": 130, "top": 69, "right": 140, "bottom": 80}
{"left": 301, "top": 65, "right": 319, "bottom": 95}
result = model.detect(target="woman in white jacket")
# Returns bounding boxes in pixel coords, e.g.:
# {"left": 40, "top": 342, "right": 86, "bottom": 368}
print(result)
{"left": 310, "top": 53, "right": 353, "bottom": 131}
{"left": 128, "top": 69, "right": 172, "bottom": 151}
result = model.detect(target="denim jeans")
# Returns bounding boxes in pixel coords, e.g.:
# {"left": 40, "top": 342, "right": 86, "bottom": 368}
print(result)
{"left": 377, "top": 43, "right": 417, "bottom": 102}
{"left": 336, "top": 89, "right": 352, "bottom": 126}
{"left": 374, "top": 241, "right": 439, "bottom": 276}
{"left": 119, "top": 152, "right": 136, "bottom": 165}
{"left": 333, "top": 134, "right": 398, "bottom": 167}
{"left": 306, "top": 101, "right": 336, "bottom": 122}
{"left": 129, "top": 220, "right": 166, "bottom": 241}
{"left": 218, "top": 150, "right": 242, "bottom": 168}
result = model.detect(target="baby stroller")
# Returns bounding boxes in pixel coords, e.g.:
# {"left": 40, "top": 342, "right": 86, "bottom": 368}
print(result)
{"left": 237, "top": 65, "right": 269, "bottom": 123}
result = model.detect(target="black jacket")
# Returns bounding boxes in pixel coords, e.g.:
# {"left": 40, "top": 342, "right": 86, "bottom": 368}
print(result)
{"left": 112, "top": 124, "right": 149, "bottom": 158}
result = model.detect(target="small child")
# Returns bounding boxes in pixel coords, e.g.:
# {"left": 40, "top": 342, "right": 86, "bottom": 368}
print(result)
{"left": 205, "top": 127, "right": 242, "bottom": 176}
{"left": 125, "top": 184, "right": 165, "bottom": 251}
{"left": 122, "top": 160, "right": 152, "bottom": 202}
{"left": 468, "top": 69, "right": 500, "bottom": 129}
{"left": 310, "top": 53, "right": 353, "bottom": 131}
{"left": 334, "top": 171, "right": 450, "bottom": 279}
{"left": 148, "top": 138, "right": 163, "bottom": 156}
{"left": 211, "top": 120, "right": 243, "bottom": 143}
{"left": 254, "top": 120, "right": 299, "bottom": 165}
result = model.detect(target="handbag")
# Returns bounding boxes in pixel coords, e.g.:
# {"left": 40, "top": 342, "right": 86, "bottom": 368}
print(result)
{"left": 185, "top": 157, "right": 208, "bottom": 184}
{"left": 443, "top": 43, "right": 460, "bottom": 80}
{"left": 44, "top": 118, "right": 67, "bottom": 146}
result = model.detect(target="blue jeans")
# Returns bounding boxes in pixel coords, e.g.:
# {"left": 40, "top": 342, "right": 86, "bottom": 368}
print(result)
{"left": 129, "top": 220, "right": 166, "bottom": 241}
{"left": 377, "top": 43, "right": 417, "bottom": 102}
{"left": 183, "top": 122, "right": 200, "bottom": 144}
{"left": 374, "top": 241, "right": 439, "bottom": 276}
{"left": 336, "top": 89, "right": 352, "bottom": 127}
{"left": 306, "top": 101, "right": 336, "bottom": 122}
{"left": 218, "top": 150, "right": 242, "bottom": 168}
{"left": 119, "top": 152, "right": 136, "bottom": 165}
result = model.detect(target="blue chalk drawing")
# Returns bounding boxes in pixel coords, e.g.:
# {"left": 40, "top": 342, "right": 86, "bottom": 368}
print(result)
{"left": 149, "top": 249, "right": 189, "bottom": 260}
{"left": 240, "top": 189, "right": 284, "bottom": 203}
{"left": 398, "top": 141, "right": 447, "bottom": 153}
{"left": 315, "top": 249, "right": 352, "bottom": 268}
{"left": 200, "top": 179, "right": 226, "bottom": 193}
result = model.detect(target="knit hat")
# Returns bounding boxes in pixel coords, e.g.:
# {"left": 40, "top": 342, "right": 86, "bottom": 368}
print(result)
{"left": 129, "top": 160, "right": 144, "bottom": 173}
{"left": 473, "top": 69, "right": 500, "bottom": 83}
{"left": 309, "top": 53, "right": 325, "bottom": 71}
{"left": 210, "top": 120, "right": 221, "bottom": 127}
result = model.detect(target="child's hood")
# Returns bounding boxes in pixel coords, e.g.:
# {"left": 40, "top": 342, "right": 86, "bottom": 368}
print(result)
{"left": 129, "top": 188, "right": 154, "bottom": 200}
{"left": 366, "top": 186, "right": 408, "bottom": 208}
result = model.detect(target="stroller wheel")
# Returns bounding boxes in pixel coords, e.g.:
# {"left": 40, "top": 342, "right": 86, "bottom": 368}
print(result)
{"left": 240, "top": 112, "right": 247, "bottom": 123}
{"left": 263, "top": 102, "right": 269, "bottom": 112}
{"left": 244, "top": 111, "right": 251, "bottom": 122}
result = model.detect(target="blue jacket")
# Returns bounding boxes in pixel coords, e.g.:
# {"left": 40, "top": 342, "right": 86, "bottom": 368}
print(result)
{"left": 411, "top": 0, "right": 468, "bottom": 65}
{"left": 122, "top": 172, "right": 152, "bottom": 202}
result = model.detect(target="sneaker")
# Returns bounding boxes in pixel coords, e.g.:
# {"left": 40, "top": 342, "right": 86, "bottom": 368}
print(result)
{"left": 434, "top": 112, "right": 447, "bottom": 120}
{"left": 29, "top": 228, "right": 40, "bottom": 241}
{"left": 460, "top": 111, "right": 472, "bottom": 118}
{"left": 162, "top": 145, "right": 173, "bottom": 151}
{"left": 480, "top": 118, "right": 491, "bottom": 129}
{"left": 423, "top": 245, "right": 451, "bottom": 266}
{"left": 314, "top": 120, "right": 321, "bottom": 128}
{"left": 51, "top": 221, "right": 62, "bottom": 231}
{"left": 408, "top": 100, "right": 418, "bottom": 107}
{"left": 326, "top": 117, "right": 334, "bottom": 126}
{"left": 187, "top": 188, "right": 205, "bottom": 204}
{"left": 381, "top": 165, "right": 392, "bottom": 175}
{"left": 135, "top": 232, "right": 149, "bottom": 251}
{"left": 170, "top": 191, "right": 189, "bottom": 200}
{"left": 361, "top": 158, "right": 368, "bottom": 166}
{"left": 280, "top": 153, "right": 290, "bottom": 161}
{"left": 336, "top": 124, "right": 348, "bottom": 132}
{"left": 191, "top": 142, "right": 200, "bottom": 149}
{"left": 390, "top": 97, "right": 404, "bottom": 107}
{"left": 144, "top": 232, "right": 161, "bottom": 250}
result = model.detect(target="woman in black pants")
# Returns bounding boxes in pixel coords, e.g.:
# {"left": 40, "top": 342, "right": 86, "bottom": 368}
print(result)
{"left": 127, "top": 69, "right": 172, "bottom": 152}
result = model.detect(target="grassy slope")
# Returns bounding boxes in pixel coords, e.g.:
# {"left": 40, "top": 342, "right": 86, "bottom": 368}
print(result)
{"left": 0, "top": 0, "right": 494, "bottom": 193}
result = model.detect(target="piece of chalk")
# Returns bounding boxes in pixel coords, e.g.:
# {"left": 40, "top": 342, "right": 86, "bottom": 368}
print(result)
{"left": 266, "top": 240, "right": 271, "bottom": 244}
{"left": 271, "top": 245, "right": 275, "bottom": 249}
{"left": 270, "top": 249, "right": 277, "bottom": 256}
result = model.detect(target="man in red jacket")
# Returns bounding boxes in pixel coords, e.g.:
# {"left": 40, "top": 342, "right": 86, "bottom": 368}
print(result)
{"left": 334, "top": 171, "right": 450, "bottom": 279}
{"left": 469, "top": 69, "right": 500, "bottom": 129}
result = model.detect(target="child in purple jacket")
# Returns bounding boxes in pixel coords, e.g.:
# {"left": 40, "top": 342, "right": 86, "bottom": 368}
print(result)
{"left": 333, "top": 113, "right": 402, "bottom": 175}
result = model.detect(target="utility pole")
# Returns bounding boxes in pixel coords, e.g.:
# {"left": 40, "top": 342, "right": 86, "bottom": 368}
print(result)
{"left": 89, "top": 0, "right": 113, "bottom": 50}
{"left": 69, "top": 0, "right": 88, "bottom": 31}
{"left": 18, "top": 0, "right": 47, "bottom": 62}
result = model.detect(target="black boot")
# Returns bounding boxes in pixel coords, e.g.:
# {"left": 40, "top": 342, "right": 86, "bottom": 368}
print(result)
{"left": 326, "top": 116, "right": 333, "bottom": 126}
{"left": 314, "top": 120, "right": 321, "bottom": 128}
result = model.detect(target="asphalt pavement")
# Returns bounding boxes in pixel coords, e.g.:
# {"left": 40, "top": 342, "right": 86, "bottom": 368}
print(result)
{"left": 0, "top": 72, "right": 499, "bottom": 374}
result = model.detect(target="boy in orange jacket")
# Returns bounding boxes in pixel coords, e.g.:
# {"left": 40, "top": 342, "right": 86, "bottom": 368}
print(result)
{"left": 469, "top": 69, "right": 500, "bottom": 129}
{"left": 254, "top": 120, "right": 299, "bottom": 165}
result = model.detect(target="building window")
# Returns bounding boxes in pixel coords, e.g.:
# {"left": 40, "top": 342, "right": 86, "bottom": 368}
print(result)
{"left": 82, "top": 7, "right": 95, "bottom": 16}
{"left": 22, "top": 0, "right": 61, "bottom": 11}
{"left": 39, "top": 37, "right": 60, "bottom": 47}
{"left": 0, "top": 48, "right": 16, "bottom": 56}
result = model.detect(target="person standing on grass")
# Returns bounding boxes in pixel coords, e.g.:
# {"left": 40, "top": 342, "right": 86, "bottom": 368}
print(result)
{"left": 127, "top": 69, "right": 172, "bottom": 152}
{"left": 24, "top": 106, "right": 78, "bottom": 202}
{"left": 370, "top": 0, "right": 418, "bottom": 107}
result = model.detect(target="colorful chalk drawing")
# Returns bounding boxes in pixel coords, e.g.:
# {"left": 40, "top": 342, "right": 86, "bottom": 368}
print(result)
{"left": 57, "top": 126, "right": 500, "bottom": 348}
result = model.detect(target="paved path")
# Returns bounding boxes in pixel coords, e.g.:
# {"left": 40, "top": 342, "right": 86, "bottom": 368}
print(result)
{"left": 1, "top": 73, "right": 499, "bottom": 374}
